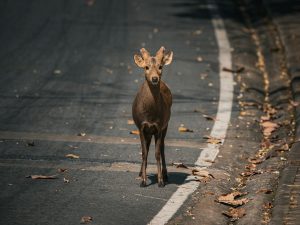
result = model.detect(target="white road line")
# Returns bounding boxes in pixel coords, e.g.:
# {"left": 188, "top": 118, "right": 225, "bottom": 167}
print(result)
{"left": 148, "top": 0, "right": 233, "bottom": 224}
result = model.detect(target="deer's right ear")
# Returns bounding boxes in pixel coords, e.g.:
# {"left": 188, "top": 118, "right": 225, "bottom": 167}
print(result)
{"left": 134, "top": 54, "right": 145, "bottom": 68}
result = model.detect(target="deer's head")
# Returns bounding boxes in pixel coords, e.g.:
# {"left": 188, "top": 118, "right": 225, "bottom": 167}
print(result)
{"left": 134, "top": 47, "right": 173, "bottom": 86}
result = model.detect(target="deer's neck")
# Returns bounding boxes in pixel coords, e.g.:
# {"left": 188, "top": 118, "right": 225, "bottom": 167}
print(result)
{"left": 145, "top": 81, "right": 161, "bottom": 103}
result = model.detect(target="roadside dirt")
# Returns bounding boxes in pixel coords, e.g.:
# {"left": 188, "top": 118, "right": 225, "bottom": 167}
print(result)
{"left": 168, "top": 0, "right": 296, "bottom": 224}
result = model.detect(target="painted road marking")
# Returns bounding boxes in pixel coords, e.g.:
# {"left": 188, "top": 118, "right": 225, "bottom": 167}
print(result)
{"left": 0, "top": 131, "right": 205, "bottom": 149}
{"left": 149, "top": 0, "right": 234, "bottom": 224}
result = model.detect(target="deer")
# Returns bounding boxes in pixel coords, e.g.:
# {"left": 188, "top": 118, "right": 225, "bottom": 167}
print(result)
{"left": 132, "top": 46, "right": 173, "bottom": 187}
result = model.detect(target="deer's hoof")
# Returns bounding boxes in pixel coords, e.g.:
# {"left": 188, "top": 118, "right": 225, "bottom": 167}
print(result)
{"left": 163, "top": 175, "right": 169, "bottom": 183}
{"left": 158, "top": 181, "right": 165, "bottom": 188}
{"left": 140, "top": 181, "right": 147, "bottom": 187}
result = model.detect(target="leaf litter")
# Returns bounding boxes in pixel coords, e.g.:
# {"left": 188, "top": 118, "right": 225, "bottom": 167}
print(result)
{"left": 203, "top": 135, "right": 222, "bottom": 144}
{"left": 223, "top": 207, "right": 246, "bottom": 221}
{"left": 80, "top": 216, "right": 93, "bottom": 224}
{"left": 172, "top": 162, "right": 188, "bottom": 169}
{"left": 65, "top": 154, "right": 80, "bottom": 159}
{"left": 217, "top": 191, "right": 249, "bottom": 206}
{"left": 26, "top": 175, "right": 58, "bottom": 180}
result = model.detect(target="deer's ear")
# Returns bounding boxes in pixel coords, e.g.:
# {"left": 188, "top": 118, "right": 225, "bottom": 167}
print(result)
{"left": 134, "top": 54, "right": 145, "bottom": 68}
{"left": 163, "top": 51, "right": 173, "bottom": 65}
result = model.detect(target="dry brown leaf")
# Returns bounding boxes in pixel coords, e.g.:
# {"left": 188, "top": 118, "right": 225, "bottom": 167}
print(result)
{"left": 192, "top": 169, "right": 214, "bottom": 178}
{"left": 203, "top": 135, "right": 222, "bottom": 144}
{"left": 263, "top": 202, "right": 273, "bottom": 209}
{"left": 81, "top": 216, "right": 93, "bottom": 224}
{"left": 248, "top": 157, "right": 265, "bottom": 164}
{"left": 256, "top": 189, "right": 273, "bottom": 194}
{"left": 217, "top": 191, "right": 249, "bottom": 206}
{"left": 178, "top": 127, "right": 193, "bottom": 133}
{"left": 130, "top": 130, "right": 140, "bottom": 135}
{"left": 127, "top": 119, "right": 134, "bottom": 125}
{"left": 261, "top": 120, "right": 279, "bottom": 136}
{"left": 275, "top": 143, "right": 289, "bottom": 151}
{"left": 240, "top": 170, "right": 262, "bottom": 177}
{"left": 27, "top": 175, "right": 57, "bottom": 179}
{"left": 222, "top": 66, "right": 245, "bottom": 73}
{"left": 172, "top": 162, "right": 188, "bottom": 169}
{"left": 58, "top": 168, "right": 67, "bottom": 173}
{"left": 196, "top": 56, "right": 203, "bottom": 62}
{"left": 195, "top": 176, "right": 212, "bottom": 183}
{"left": 202, "top": 114, "right": 216, "bottom": 121}
{"left": 65, "top": 154, "right": 80, "bottom": 159}
{"left": 77, "top": 133, "right": 86, "bottom": 137}
{"left": 223, "top": 207, "right": 246, "bottom": 221}
{"left": 290, "top": 100, "right": 299, "bottom": 107}
{"left": 260, "top": 115, "right": 270, "bottom": 121}
{"left": 27, "top": 141, "right": 35, "bottom": 147}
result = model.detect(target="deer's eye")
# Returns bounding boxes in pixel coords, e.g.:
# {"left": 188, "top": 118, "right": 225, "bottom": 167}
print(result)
{"left": 159, "top": 65, "right": 163, "bottom": 70}
{"left": 145, "top": 66, "right": 149, "bottom": 70}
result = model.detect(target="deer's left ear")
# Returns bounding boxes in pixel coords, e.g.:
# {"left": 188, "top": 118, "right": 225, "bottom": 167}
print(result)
{"left": 134, "top": 54, "right": 145, "bottom": 68}
{"left": 163, "top": 50, "right": 173, "bottom": 65}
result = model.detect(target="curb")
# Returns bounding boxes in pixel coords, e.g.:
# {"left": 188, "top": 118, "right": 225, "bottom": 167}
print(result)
{"left": 263, "top": 0, "right": 300, "bottom": 224}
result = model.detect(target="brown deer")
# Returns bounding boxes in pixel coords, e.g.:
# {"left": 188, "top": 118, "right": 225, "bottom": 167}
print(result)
{"left": 132, "top": 46, "right": 173, "bottom": 187}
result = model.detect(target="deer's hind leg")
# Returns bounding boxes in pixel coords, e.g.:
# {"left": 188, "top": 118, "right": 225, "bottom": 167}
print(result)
{"left": 161, "top": 126, "right": 168, "bottom": 183}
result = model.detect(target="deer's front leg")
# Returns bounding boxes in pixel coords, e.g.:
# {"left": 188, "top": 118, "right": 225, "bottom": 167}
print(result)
{"left": 155, "top": 133, "right": 164, "bottom": 187}
{"left": 139, "top": 128, "right": 151, "bottom": 187}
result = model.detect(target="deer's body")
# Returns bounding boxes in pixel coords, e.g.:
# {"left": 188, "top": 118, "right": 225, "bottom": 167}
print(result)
{"left": 132, "top": 47, "right": 173, "bottom": 187}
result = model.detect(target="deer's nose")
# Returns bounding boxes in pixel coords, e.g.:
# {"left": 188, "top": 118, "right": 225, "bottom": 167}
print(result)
{"left": 151, "top": 77, "right": 159, "bottom": 84}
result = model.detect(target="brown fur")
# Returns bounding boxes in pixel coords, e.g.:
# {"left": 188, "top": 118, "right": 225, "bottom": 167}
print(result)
{"left": 132, "top": 46, "right": 173, "bottom": 187}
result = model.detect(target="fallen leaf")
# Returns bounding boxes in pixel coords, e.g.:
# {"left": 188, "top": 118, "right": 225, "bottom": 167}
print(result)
{"left": 27, "top": 141, "right": 35, "bottom": 147}
{"left": 223, "top": 207, "right": 246, "bottom": 221}
{"left": 203, "top": 135, "right": 222, "bottom": 144}
{"left": 248, "top": 157, "right": 265, "bottom": 164}
{"left": 78, "top": 133, "right": 86, "bottom": 137}
{"left": 81, "top": 216, "right": 93, "bottom": 224}
{"left": 240, "top": 170, "right": 262, "bottom": 177}
{"left": 196, "top": 56, "right": 203, "bottom": 62}
{"left": 290, "top": 100, "right": 299, "bottom": 107}
{"left": 195, "top": 176, "right": 211, "bottom": 183}
{"left": 65, "top": 154, "right": 80, "bottom": 159}
{"left": 263, "top": 202, "right": 273, "bottom": 209}
{"left": 217, "top": 191, "right": 249, "bottom": 206}
{"left": 222, "top": 66, "right": 245, "bottom": 73}
{"left": 261, "top": 121, "right": 279, "bottom": 136}
{"left": 130, "top": 130, "right": 140, "bottom": 135}
{"left": 256, "top": 189, "right": 273, "bottom": 194}
{"left": 27, "top": 175, "right": 57, "bottom": 179}
{"left": 178, "top": 127, "right": 193, "bottom": 132}
{"left": 172, "top": 162, "right": 188, "bottom": 169}
{"left": 275, "top": 143, "right": 289, "bottom": 151}
{"left": 260, "top": 115, "right": 270, "bottom": 121}
{"left": 127, "top": 119, "right": 134, "bottom": 125}
{"left": 192, "top": 169, "right": 214, "bottom": 178}
{"left": 58, "top": 168, "right": 67, "bottom": 173}
{"left": 203, "top": 114, "right": 216, "bottom": 121}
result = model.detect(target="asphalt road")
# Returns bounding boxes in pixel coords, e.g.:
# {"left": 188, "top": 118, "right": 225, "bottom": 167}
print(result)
{"left": 0, "top": 0, "right": 221, "bottom": 224}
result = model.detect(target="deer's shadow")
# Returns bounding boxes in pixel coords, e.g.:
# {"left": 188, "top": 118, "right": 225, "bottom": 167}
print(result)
{"left": 147, "top": 172, "right": 189, "bottom": 186}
